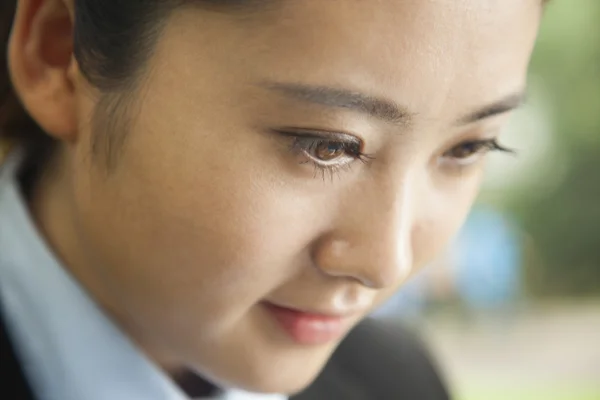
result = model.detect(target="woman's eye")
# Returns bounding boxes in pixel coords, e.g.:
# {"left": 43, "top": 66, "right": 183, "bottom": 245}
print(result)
{"left": 446, "top": 141, "right": 488, "bottom": 159}
{"left": 275, "top": 129, "right": 373, "bottom": 173}
{"left": 301, "top": 139, "right": 359, "bottom": 165}
{"left": 441, "top": 138, "right": 513, "bottom": 166}
{"left": 272, "top": 128, "right": 375, "bottom": 180}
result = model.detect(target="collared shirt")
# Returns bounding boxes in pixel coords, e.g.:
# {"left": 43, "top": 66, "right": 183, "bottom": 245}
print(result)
{"left": 0, "top": 151, "right": 287, "bottom": 400}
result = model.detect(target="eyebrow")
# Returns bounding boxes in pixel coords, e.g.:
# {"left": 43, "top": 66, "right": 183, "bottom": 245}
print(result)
{"left": 262, "top": 81, "right": 525, "bottom": 127}
{"left": 455, "top": 91, "right": 526, "bottom": 126}
{"left": 261, "top": 81, "right": 414, "bottom": 125}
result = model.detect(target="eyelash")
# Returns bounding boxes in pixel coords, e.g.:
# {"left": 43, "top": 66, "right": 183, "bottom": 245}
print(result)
{"left": 440, "top": 138, "right": 515, "bottom": 167}
{"left": 277, "top": 129, "right": 513, "bottom": 179}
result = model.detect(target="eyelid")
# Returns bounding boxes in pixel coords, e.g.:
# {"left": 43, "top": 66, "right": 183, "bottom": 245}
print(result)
{"left": 273, "top": 128, "right": 364, "bottom": 146}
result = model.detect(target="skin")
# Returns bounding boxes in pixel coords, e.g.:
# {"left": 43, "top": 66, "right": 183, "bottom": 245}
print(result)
{"left": 8, "top": 0, "right": 541, "bottom": 395}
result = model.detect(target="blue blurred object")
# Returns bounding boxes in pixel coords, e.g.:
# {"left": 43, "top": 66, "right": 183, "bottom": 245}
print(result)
{"left": 372, "top": 271, "right": 428, "bottom": 318}
{"left": 453, "top": 206, "right": 522, "bottom": 309}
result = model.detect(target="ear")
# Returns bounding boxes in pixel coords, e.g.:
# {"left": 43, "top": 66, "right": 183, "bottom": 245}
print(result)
{"left": 8, "top": 0, "right": 78, "bottom": 142}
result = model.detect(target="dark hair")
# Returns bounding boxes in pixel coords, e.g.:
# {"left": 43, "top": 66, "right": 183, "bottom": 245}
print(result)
{"left": 0, "top": 0, "right": 255, "bottom": 169}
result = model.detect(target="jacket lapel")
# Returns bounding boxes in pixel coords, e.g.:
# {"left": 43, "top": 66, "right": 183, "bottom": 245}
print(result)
{"left": 0, "top": 312, "right": 36, "bottom": 400}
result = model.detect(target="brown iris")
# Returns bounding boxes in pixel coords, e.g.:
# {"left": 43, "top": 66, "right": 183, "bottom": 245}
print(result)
{"left": 313, "top": 142, "right": 345, "bottom": 161}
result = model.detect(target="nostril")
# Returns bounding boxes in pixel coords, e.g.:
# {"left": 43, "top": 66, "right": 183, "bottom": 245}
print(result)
{"left": 359, "top": 262, "right": 411, "bottom": 290}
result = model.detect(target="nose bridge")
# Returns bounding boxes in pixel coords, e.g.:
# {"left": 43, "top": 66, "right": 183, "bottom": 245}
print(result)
{"left": 315, "top": 171, "right": 416, "bottom": 289}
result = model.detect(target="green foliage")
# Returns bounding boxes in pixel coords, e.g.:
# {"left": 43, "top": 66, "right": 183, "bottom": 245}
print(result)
{"left": 511, "top": 0, "right": 600, "bottom": 296}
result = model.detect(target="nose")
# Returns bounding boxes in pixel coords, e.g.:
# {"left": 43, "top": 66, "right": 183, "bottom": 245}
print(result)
{"left": 312, "top": 174, "right": 415, "bottom": 289}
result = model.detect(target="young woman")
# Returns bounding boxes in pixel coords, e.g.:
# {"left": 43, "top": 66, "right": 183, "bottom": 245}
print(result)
{"left": 0, "top": 0, "right": 544, "bottom": 399}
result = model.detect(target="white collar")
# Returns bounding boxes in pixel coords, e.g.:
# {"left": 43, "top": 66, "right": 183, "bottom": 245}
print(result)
{"left": 0, "top": 151, "right": 286, "bottom": 400}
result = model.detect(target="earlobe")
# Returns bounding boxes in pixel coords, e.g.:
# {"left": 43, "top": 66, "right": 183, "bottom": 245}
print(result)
{"left": 8, "top": 0, "right": 78, "bottom": 142}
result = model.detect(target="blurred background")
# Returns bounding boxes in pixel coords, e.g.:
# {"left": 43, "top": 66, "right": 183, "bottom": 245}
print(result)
{"left": 373, "top": 2, "right": 600, "bottom": 400}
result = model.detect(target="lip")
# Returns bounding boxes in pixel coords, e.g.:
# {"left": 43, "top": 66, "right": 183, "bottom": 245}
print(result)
{"left": 262, "top": 302, "right": 354, "bottom": 345}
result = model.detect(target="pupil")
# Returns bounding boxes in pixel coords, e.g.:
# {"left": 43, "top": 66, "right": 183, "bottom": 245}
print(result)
{"left": 457, "top": 143, "right": 476, "bottom": 158}
{"left": 316, "top": 143, "right": 343, "bottom": 160}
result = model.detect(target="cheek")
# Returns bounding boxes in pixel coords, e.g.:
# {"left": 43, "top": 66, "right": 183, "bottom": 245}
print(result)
{"left": 411, "top": 175, "right": 483, "bottom": 271}
{"left": 73, "top": 118, "right": 330, "bottom": 331}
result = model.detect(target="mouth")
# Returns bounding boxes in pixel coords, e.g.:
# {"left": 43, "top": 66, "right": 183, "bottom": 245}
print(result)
{"left": 261, "top": 302, "right": 356, "bottom": 346}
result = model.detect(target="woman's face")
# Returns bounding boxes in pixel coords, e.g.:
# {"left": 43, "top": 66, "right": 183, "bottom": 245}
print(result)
{"left": 62, "top": 0, "right": 541, "bottom": 394}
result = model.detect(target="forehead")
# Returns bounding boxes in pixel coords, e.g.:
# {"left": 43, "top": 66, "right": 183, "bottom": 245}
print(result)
{"left": 227, "top": 0, "right": 541, "bottom": 121}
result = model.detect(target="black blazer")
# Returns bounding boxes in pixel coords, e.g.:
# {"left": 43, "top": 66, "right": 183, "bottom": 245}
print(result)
{"left": 293, "top": 318, "right": 451, "bottom": 399}
{"left": 1, "top": 314, "right": 451, "bottom": 400}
